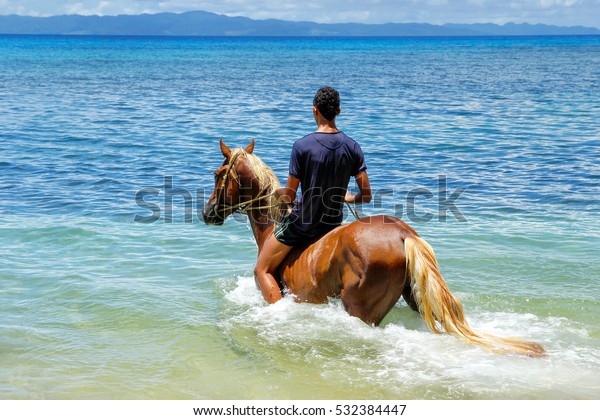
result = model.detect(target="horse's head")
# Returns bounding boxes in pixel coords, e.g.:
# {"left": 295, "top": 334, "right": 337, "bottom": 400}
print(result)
{"left": 202, "top": 138, "right": 256, "bottom": 226}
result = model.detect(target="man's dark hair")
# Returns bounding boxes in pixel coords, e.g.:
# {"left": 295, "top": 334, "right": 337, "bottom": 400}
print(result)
{"left": 313, "top": 87, "right": 340, "bottom": 121}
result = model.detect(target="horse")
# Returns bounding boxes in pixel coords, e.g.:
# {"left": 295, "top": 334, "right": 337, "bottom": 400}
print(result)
{"left": 202, "top": 139, "right": 545, "bottom": 357}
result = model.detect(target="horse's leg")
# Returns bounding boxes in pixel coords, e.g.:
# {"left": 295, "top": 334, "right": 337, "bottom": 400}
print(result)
{"left": 340, "top": 263, "right": 405, "bottom": 326}
{"left": 401, "top": 278, "right": 420, "bottom": 313}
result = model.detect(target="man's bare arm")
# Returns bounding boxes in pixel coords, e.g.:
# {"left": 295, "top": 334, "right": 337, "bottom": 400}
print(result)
{"left": 345, "top": 171, "right": 372, "bottom": 204}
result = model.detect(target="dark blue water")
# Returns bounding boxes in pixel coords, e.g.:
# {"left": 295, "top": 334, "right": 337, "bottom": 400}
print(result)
{"left": 1, "top": 35, "right": 599, "bottom": 399}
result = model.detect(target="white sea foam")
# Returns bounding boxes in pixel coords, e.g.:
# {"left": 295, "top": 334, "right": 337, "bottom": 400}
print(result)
{"left": 221, "top": 276, "right": 600, "bottom": 399}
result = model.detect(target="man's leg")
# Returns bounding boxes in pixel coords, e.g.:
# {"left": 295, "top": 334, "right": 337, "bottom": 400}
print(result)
{"left": 254, "top": 234, "right": 293, "bottom": 304}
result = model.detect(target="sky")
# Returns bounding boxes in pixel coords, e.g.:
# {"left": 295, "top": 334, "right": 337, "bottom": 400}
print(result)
{"left": 0, "top": 0, "right": 599, "bottom": 28}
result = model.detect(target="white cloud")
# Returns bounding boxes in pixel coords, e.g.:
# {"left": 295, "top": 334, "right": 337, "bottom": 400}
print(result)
{"left": 63, "top": 2, "right": 93, "bottom": 15}
{"left": 467, "top": 0, "right": 488, "bottom": 5}
{"left": 0, "top": 0, "right": 41, "bottom": 16}
{"left": 62, "top": 0, "right": 141, "bottom": 15}
{"left": 539, "top": 0, "right": 580, "bottom": 6}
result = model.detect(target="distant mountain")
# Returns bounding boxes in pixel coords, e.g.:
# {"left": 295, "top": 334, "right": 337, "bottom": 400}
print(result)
{"left": 0, "top": 10, "right": 598, "bottom": 37}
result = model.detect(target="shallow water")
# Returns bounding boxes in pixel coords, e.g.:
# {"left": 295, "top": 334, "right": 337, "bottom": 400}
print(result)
{"left": 0, "top": 35, "right": 599, "bottom": 399}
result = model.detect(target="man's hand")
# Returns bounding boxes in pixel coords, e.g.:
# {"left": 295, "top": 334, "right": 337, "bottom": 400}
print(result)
{"left": 345, "top": 190, "right": 356, "bottom": 203}
{"left": 275, "top": 187, "right": 296, "bottom": 203}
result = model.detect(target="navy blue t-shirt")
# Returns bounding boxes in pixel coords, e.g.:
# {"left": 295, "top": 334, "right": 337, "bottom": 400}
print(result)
{"left": 288, "top": 131, "right": 367, "bottom": 236}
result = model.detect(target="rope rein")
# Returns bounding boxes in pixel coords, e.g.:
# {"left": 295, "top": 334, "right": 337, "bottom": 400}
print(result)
{"left": 346, "top": 202, "right": 360, "bottom": 221}
{"left": 219, "top": 190, "right": 278, "bottom": 214}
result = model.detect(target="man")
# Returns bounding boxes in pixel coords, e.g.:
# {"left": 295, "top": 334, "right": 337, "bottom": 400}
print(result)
{"left": 253, "top": 87, "right": 372, "bottom": 303}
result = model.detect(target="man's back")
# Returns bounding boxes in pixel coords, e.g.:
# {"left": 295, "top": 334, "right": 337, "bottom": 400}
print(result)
{"left": 289, "top": 131, "right": 366, "bottom": 236}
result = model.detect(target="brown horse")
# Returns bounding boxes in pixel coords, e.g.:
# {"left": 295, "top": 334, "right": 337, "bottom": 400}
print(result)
{"left": 203, "top": 139, "right": 545, "bottom": 357}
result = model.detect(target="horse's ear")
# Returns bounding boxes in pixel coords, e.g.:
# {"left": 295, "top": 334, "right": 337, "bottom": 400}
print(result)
{"left": 219, "top": 138, "right": 232, "bottom": 159}
{"left": 245, "top": 138, "right": 255, "bottom": 154}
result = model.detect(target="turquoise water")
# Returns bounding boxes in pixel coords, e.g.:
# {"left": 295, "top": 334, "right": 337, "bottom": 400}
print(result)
{"left": 1, "top": 35, "right": 599, "bottom": 399}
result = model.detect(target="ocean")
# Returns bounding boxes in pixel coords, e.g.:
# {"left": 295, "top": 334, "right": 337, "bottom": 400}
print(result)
{"left": 0, "top": 35, "right": 599, "bottom": 399}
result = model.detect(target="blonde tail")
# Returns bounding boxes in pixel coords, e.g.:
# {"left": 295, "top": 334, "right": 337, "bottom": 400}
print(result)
{"left": 404, "top": 236, "right": 545, "bottom": 357}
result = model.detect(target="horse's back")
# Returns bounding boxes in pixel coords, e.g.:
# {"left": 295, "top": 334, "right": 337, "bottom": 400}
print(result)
{"left": 279, "top": 215, "right": 416, "bottom": 323}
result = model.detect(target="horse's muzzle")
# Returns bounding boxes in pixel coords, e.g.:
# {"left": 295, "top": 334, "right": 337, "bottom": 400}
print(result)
{"left": 202, "top": 202, "right": 225, "bottom": 226}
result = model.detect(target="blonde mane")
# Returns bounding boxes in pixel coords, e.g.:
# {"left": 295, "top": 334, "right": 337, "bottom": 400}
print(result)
{"left": 231, "top": 148, "right": 283, "bottom": 223}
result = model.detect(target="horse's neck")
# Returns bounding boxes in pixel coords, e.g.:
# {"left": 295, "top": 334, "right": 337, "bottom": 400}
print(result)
{"left": 240, "top": 161, "right": 274, "bottom": 253}
{"left": 248, "top": 207, "right": 275, "bottom": 254}
{"left": 237, "top": 155, "right": 278, "bottom": 253}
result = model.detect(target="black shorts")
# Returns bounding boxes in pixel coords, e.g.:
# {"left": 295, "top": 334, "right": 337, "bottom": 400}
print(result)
{"left": 273, "top": 216, "right": 313, "bottom": 246}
